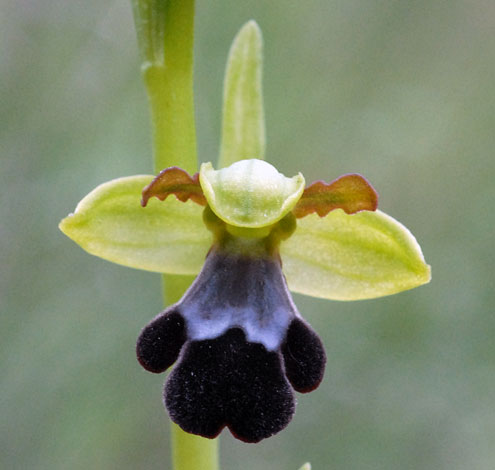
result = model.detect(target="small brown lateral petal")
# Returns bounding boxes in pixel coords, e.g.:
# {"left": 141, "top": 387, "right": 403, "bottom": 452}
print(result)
{"left": 292, "top": 173, "right": 378, "bottom": 218}
{"left": 141, "top": 167, "right": 207, "bottom": 207}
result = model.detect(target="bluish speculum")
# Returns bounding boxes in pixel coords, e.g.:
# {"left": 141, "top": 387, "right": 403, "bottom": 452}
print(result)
{"left": 181, "top": 208, "right": 298, "bottom": 351}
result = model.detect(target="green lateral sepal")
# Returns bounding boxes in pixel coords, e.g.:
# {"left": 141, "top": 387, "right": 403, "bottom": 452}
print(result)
{"left": 59, "top": 175, "right": 210, "bottom": 274}
{"left": 280, "top": 209, "right": 431, "bottom": 300}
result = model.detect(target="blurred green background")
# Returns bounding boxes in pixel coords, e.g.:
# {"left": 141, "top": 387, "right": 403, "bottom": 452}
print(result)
{"left": 2, "top": 1, "right": 494, "bottom": 469}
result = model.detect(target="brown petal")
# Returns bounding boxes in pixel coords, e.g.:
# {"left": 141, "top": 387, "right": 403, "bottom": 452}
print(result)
{"left": 141, "top": 166, "right": 207, "bottom": 207}
{"left": 292, "top": 173, "right": 378, "bottom": 218}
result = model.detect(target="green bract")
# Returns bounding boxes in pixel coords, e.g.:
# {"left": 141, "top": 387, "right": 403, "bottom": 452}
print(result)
{"left": 219, "top": 20, "right": 265, "bottom": 167}
{"left": 200, "top": 159, "right": 305, "bottom": 228}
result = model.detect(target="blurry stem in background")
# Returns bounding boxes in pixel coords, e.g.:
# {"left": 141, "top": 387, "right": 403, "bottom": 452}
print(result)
{"left": 131, "top": 1, "right": 219, "bottom": 470}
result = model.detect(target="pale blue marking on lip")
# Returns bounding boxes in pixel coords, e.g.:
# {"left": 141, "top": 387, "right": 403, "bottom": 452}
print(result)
{"left": 177, "top": 245, "right": 299, "bottom": 351}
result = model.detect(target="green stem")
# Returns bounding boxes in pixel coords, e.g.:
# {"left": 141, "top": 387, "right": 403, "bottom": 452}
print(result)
{"left": 132, "top": 0, "right": 197, "bottom": 175}
{"left": 132, "top": 1, "right": 219, "bottom": 469}
{"left": 171, "top": 422, "right": 219, "bottom": 470}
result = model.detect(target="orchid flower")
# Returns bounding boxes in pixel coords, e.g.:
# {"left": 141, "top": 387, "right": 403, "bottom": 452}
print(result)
{"left": 59, "top": 21, "right": 430, "bottom": 444}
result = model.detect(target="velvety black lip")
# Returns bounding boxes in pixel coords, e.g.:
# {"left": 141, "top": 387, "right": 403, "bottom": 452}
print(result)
{"left": 136, "top": 240, "right": 327, "bottom": 442}
{"left": 164, "top": 328, "right": 295, "bottom": 443}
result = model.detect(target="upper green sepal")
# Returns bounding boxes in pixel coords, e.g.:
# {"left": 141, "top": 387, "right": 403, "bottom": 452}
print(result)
{"left": 200, "top": 159, "right": 305, "bottom": 228}
{"left": 59, "top": 175, "right": 210, "bottom": 274}
{"left": 280, "top": 209, "right": 431, "bottom": 300}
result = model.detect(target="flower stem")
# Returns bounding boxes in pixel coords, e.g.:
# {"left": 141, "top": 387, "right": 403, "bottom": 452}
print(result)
{"left": 171, "top": 422, "right": 220, "bottom": 470}
{"left": 131, "top": 1, "right": 219, "bottom": 469}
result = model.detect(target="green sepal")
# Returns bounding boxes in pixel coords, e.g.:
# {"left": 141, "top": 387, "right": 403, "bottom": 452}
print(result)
{"left": 59, "top": 175, "right": 210, "bottom": 274}
{"left": 280, "top": 209, "right": 431, "bottom": 300}
{"left": 200, "top": 159, "right": 305, "bottom": 228}
{"left": 218, "top": 20, "right": 265, "bottom": 168}
{"left": 298, "top": 464, "right": 311, "bottom": 470}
